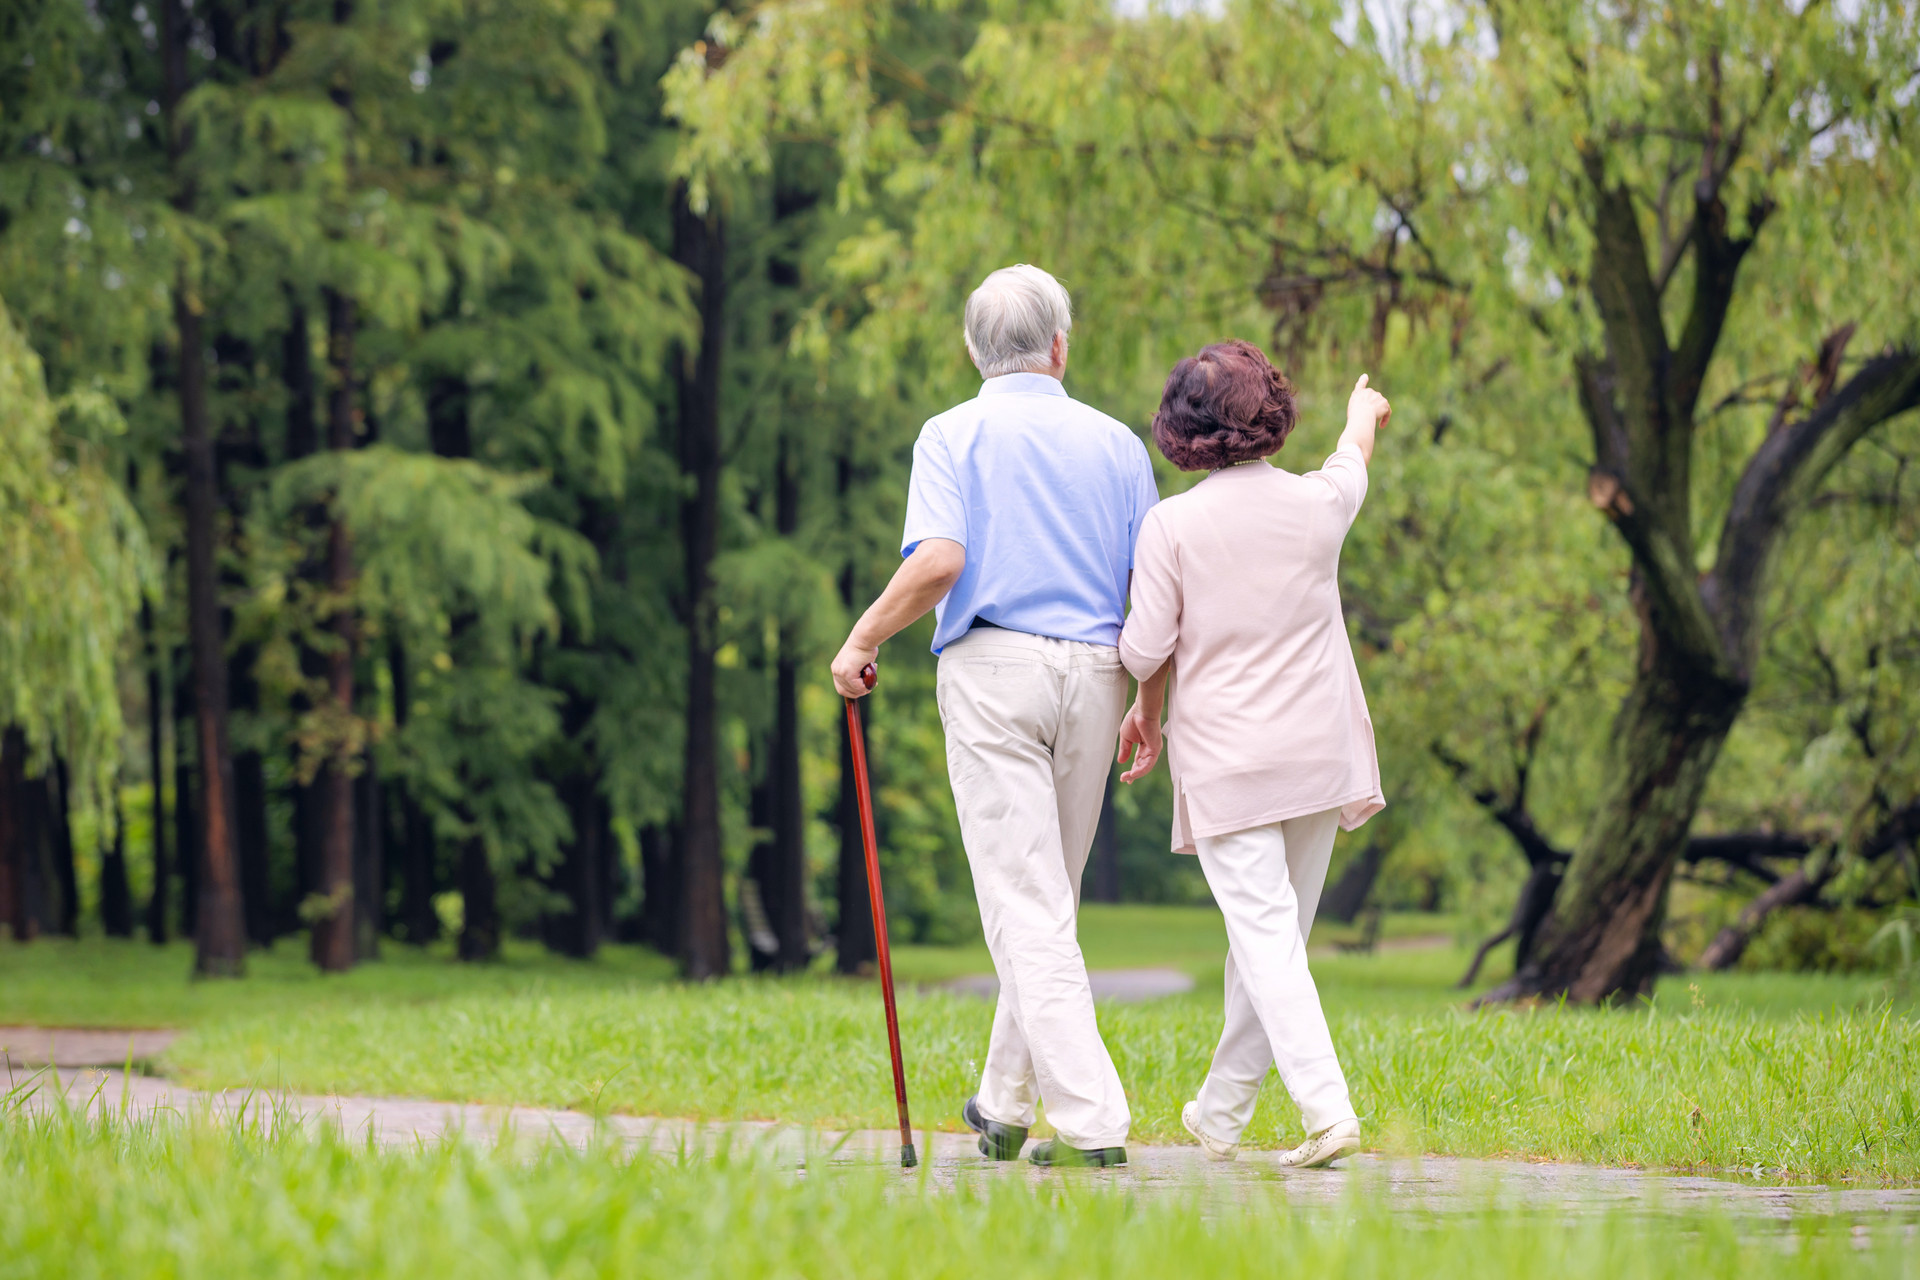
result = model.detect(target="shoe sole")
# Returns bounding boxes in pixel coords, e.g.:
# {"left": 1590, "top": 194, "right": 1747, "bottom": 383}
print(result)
{"left": 1030, "top": 1149, "right": 1127, "bottom": 1168}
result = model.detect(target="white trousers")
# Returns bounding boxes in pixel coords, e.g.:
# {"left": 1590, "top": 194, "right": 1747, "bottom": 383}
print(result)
{"left": 1194, "top": 808, "right": 1357, "bottom": 1140}
{"left": 937, "top": 628, "right": 1131, "bottom": 1150}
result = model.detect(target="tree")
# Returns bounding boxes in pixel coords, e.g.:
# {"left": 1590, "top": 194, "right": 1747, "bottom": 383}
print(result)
{"left": 161, "top": 0, "right": 247, "bottom": 977}
{"left": 0, "top": 297, "right": 150, "bottom": 937}
{"left": 1473, "top": 2, "right": 1920, "bottom": 1000}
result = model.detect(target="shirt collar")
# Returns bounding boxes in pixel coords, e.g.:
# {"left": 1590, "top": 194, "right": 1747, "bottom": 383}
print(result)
{"left": 979, "top": 372, "right": 1068, "bottom": 397}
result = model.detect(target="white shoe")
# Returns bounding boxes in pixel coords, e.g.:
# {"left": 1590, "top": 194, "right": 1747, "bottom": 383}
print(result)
{"left": 1275, "top": 1118, "right": 1362, "bottom": 1169}
{"left": 1180, "top": 1101, "right": 1239, "bottom": 1162}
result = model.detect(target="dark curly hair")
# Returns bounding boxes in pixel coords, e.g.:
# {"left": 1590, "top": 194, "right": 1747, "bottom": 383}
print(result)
{"left": 1150, "top": 339, "right": 1298, "bottom": 471}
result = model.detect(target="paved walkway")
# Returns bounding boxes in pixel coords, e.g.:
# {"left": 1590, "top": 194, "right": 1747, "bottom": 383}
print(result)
{"left": 939, "top": 968, "right": 1195, "bottom": 1002}
{"left": 13, "top": 1063, "right": 1917, "bottom": 1223}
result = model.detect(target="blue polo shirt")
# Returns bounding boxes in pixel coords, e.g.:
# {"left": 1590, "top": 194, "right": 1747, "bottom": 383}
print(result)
{"left": 901, "top": 372, "right": 1161, "bottom": 653}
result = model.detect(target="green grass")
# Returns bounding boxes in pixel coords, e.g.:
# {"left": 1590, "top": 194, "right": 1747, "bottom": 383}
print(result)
{"left": 2, "top": 926, "right": 1915, "bottom": 1182}
{"left": 891, "top": 904, "right": 1460, "bottom": 982}
{"left": 3, "top": 1110, "right": 1913, "bottom": 1279}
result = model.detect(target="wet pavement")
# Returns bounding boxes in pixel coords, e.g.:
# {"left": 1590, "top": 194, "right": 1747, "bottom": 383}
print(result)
{"left": 15, "top": 1063, "right": 1918, "bottom": 1224}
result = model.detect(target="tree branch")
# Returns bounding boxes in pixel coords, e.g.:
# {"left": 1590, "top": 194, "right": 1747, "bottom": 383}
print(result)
{"left": 1667, "top": 192, "right": 1769, "bottom": 422}
{"left": 1706, "top": 343, "right": 1920, "bottom": 668}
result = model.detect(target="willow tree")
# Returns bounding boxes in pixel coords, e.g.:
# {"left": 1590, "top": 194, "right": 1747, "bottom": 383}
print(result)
{"left": 0, "top": 299, "right": 150, "bottom": 937}
{"left": 1468, "top": 1, "right": 1920, "bottom": 1000}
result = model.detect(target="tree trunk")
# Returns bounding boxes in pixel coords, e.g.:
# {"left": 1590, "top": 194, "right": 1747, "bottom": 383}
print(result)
{"left": 544, "top": 774, "right": 605, "bottom": 959}
{"left": 673, "top": 182, "right": 729, "bottom": 980}
{"left": 160, "top": 0, "right": 242, "bottom": 979}
{"left": 638, "top": 823, "right": 681, "bottom": 956}
{"left": 1088, "top": 771, "right": 1121, "bottom": 904}
{"left": 764, "top": 437, "right": 809, "bottom": 971}
{"left": 388, "top": 639, "right": 438, "bottom": 945}
{"left": 309, "top": 286, "right": 358, "bottom": 973}
{"left": 0, "top": 728, "right": 40, "bottom": 941}
{"left": 1459, "top": 852, "right": 1564, "bottom": 990}
{"left": 48, "top": 759, "right": 79, "bottom": 935}
{"left": 176, "top": 292, "right": 246, "bottom": 976}
{"left": 101, "top": 788, "right": 135, "bottom": 938}
{"left": 1489, "top": 653, "right": 1742, "bottom": 1002}
{"left": 457, "top": 837, "right": 499, "bottom": 961}
{"left": 233, "top": 749, "right": 271, "bottom": 944}
{"left": 1321, "top": 843, "right": 1387, "bottom": 926}
{"left": 142, "top": 602, "right": 171, "bottom": 945}
{"left": 352, "top": 761, "right": 382, "bottom": 960}
{"left": 174, "top": 681, "right": 198, "bottom": 941}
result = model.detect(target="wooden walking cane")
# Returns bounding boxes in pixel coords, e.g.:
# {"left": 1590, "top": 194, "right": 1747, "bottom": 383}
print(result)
{"left": 845, "top": 663, "right": 917, "bottom": 1168}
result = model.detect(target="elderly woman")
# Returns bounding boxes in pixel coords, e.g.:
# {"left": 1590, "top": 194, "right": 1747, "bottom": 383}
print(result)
{"left": 1116, "top": 340, "right": 1389, "bottom": 1169}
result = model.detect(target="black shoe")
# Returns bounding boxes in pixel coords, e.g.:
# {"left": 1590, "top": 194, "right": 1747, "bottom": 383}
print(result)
{"left": 1027, "top": 1139, "right": 1127, "bottom": 1168}
{"left": 961, "top": 1095, "right": 1028, "bottom": 1161}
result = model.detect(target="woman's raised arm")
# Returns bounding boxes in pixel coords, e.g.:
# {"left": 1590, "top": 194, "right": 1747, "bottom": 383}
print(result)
{"left": 1336, "top": 374, "right": 1392, "bottom": 464}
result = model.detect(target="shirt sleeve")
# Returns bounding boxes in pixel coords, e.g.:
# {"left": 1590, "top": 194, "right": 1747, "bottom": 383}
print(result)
{"left": 1308, "top": 444, "right": 1370, "bottom": 530}
{"left": 1118, "top": 507, "right": 1179, "bottom": 681}
{"left": 900, "top": 423, "right": 966, "bottom": 556}
{"left": 1126, "top": 440, "right": 1160, "bottom": 552}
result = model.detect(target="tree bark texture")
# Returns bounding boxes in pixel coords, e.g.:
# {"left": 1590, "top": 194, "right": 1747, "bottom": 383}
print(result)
{"left": 176, "top": 294, "right": 247, "bottom": 976}
{"left": 672, "top": 183, "right": 730, "bottom": 980}
{"left": 1494, "top": 143, "right": 1920, "bottom": 1003}
{"left": 310, "top": 286, "right": 358, "bottom": 973}
{"left": 161, "top": 0, "right": 243, "bottom": 977}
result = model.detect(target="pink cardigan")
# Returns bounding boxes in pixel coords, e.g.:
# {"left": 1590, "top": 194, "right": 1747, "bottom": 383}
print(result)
{"left": 1119, "top": 447, "right": 1385, "bottom": 854}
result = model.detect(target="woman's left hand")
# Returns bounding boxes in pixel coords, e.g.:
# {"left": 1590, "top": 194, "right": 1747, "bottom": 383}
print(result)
{"left": 1117, "top": 700, "right": 1162, "bottom": 783}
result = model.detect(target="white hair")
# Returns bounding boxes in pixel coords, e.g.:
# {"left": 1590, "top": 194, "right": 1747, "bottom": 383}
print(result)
{"left": 963, "top": 264, "right": 1072, "bottom": 378}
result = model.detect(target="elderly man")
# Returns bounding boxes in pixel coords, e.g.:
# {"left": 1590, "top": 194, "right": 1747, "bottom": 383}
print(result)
{"left": 831, "top": 264, "right": 1158, "bottom": 1168}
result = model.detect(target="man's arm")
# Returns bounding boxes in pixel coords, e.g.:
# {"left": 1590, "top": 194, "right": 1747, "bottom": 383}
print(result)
{"left": 830, "top": 538, "right": 965, "bottom": 697}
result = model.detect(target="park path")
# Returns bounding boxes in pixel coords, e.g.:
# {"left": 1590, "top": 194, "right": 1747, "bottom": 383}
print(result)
{"left": 10, "top": 1055, "right": 1918, "bottom": 1224}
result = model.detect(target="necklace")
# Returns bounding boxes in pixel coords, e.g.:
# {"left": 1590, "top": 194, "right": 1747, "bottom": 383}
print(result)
{"left": 1211, "top": 458, "right": 1264, "bottom": 472}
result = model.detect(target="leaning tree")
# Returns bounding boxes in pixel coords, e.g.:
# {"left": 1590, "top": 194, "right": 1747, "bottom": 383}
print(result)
{"left": 1476, "top": 0, "right": 1920, "bottom": 1000}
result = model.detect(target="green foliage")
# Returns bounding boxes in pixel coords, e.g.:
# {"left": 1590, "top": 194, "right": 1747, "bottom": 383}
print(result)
{"left": 0, "top": 296, "right": 150, "bottom": 808}
{"left": 668, "top": 0, "right": 1920, "bottom": 949}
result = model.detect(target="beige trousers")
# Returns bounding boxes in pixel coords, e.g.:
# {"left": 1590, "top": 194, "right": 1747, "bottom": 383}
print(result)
{"left": 936, "top": 628, "right": 1131, "bottom": 1150}
{"left": 1193, "top": 807, "right": 1357, "bottom": 1140}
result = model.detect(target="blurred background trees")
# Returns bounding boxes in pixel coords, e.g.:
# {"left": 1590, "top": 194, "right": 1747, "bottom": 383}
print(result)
{"left": 3, "top": 0, "right": 1916, "bottom": 994}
